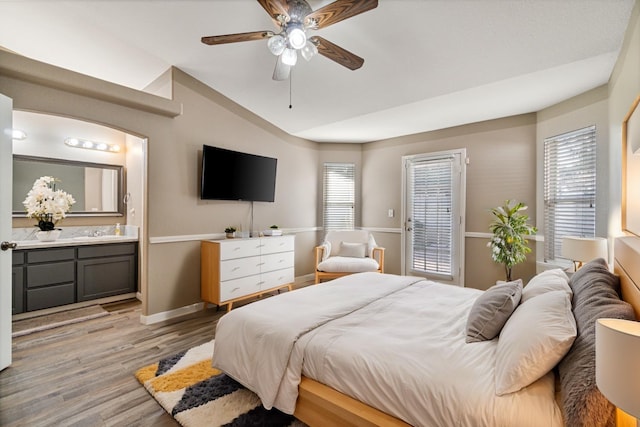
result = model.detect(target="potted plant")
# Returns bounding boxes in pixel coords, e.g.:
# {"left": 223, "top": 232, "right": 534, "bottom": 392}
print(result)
{"left": 224, "top": 227, "right": 236, "bottom": 238}
{"left": 488, "top": 200, "right": 537, "bottom": 281}
{"left": 23, "top": 176, "right": 75, "bottom": 241}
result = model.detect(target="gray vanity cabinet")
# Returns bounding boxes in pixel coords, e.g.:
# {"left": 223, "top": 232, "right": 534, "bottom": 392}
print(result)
{"left": 77, "top": 243, "right": 137, "bottom": 301}
{"left": 26, "top": 248, "right": 76, "bottom": 311}
{"left": 12, "top": 252, "right": 24, "bottom": 315}
{"left": 12, "top": 242, "right": 137, "bottom": 313}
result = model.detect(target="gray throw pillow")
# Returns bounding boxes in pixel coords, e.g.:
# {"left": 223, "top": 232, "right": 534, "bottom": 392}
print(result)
{"left": 339, "top": 242, "right": 366, "bottom": 258}
{"left": 465, "top": 279, "right": 523, "bottom": 343}
{"left": 558, "top": 258, "right": 636, "bottom": 427}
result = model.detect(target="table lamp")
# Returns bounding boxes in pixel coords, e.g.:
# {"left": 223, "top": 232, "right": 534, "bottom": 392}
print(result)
{"left": 561, "top": 236, "right": 608, "bottom": 270}
{"left": 596, "top": 318, "right": 640, "bottom": 426}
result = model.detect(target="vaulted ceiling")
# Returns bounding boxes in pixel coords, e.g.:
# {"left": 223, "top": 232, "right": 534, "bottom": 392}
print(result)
{"left": 0, "top": 0, "right": 635, "bottom": 142}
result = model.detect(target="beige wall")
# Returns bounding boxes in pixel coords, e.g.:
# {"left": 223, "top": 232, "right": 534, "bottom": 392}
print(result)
{"left": 362, "top": 115, "right": 538, "bottom": 289}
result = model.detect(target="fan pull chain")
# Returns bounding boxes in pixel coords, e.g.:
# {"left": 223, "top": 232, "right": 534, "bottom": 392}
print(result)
{"left": 289, "top": 71, "right": 293, "bottom": 109}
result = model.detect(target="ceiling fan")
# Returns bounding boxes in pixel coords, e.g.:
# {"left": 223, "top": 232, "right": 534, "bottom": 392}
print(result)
{"left": 201, "top": 0, "right": 378, "bottom": 81}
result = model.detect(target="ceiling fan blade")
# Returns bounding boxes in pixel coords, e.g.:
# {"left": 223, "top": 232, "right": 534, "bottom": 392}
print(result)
{"left": 311, "top": 36, "right": 364, "bottom": 70}
{"left": 201, "top": 31, "right": 274, "bottom": 45}
{"left": 305, "top": 0, "right": 378, "bottom": 29}
{"left": 257, "top": 0, "right": 289, "bottom": 21}
{"left": 273, "top": 56, "right": 291, "bottom": 81}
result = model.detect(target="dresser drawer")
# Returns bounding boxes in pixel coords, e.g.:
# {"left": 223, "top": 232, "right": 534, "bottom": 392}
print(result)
{"left": 262, "top": 251, "right": 295, "bottom": 273}
{"left": 219, "top": 256, "right": 262, "bottom": 281}
{"left": 261, "top": 268, "right": 294, "bottom": 291}
{"left": 27, "top": 261, "right": 75, "bottom": 288}
{"left": 219, "top": 275, "right": 262, "bottom": 302}
{"left": 219, "top": 240, "right": 261, "bottom": 260}
{"left": 27, "top": 282, "right": 75, "bottom": 311}
{"left": 261, "top": 236, "right": 294, "bottom": 255}
{"left": 27, "top": 248, "right": 75, "bottom": 263}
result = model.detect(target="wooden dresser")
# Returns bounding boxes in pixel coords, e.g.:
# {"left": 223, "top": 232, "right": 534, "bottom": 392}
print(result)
{"left": 200, "top": 235, "right": 295, "bottom": 311}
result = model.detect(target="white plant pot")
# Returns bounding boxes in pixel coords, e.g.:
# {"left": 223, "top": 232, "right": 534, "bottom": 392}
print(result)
{"left": 36, "top": 229, "right": 62, "bottom": 242}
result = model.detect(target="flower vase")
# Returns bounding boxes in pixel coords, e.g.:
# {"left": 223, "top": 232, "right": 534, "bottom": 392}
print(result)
{"left": 36, "top": 229, "right": 62, "bottom": 242}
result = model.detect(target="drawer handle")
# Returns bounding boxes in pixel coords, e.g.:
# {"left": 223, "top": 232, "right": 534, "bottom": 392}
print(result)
{"left": 233, "top": 247, "right": 241, "bottom": 251}
{"left": 258, "top": 262, "right": 265, "bottom": 266}
{"left": 232, "top": 267, "right": 240, "bottom": 271}
{"left": 258, "top": 281, "right": 265, "bottom": 285}
{"left": 232, "top": 287, "right": 240, "bottom": 292}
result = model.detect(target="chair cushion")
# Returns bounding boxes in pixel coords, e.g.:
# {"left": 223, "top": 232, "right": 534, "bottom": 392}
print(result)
{"left": 317, "top": 256, "right": 380, "bottom": 273}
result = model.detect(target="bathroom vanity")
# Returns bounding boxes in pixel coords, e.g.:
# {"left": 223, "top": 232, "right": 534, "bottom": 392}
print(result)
{"left": 12, "top": 236, "right": 138, "bottom": 314}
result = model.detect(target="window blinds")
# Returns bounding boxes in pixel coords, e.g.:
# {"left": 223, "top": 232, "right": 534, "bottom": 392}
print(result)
{"left": 409, "top": 156, "right": 454, "bottom": 276}
{"left": 544, "top": 125, "right": 596, "bottom": 261}
{"left": 323, "top": 163, "right": 355, "bottom": 230}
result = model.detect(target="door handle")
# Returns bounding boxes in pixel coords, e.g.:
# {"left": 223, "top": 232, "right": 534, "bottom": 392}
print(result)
{"left": 1, "top": 241, "right": 17, "bottom": 251}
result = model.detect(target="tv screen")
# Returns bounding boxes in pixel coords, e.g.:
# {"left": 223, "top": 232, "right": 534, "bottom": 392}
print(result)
{"left": 200, "top": 145, "right": 277, "bottom": 202}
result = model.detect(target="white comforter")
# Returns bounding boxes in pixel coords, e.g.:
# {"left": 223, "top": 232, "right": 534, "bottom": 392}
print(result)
{"left": 213, "top": 272, "right": 563, "bottom": 426}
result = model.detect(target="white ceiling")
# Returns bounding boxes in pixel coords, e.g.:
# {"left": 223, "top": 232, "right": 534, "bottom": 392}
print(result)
{"left": 0, "top": 0, "right": 635, "bottom": 143}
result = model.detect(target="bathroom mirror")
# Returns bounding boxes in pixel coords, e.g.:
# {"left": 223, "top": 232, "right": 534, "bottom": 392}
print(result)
{"left": 12, "top": 155, "right": 124, "bottom": 216}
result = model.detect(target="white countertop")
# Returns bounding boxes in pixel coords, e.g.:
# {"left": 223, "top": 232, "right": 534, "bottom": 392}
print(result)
{"left": 15, "top": 235, "right": 138, "bottom": 250}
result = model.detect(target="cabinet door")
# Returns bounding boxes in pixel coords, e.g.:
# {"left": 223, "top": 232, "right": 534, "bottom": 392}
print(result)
{"left": 77, "top": 255, "right": 136, "bottom": 301}
{"left": 12, "top": 266, "right": 24, "bottom": 315}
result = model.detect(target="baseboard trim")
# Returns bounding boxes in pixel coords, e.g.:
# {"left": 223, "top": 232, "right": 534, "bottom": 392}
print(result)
{"left": 139, "top": 302, "right": 205, "bottom": 325}
{"left": 139, "top": 274, "right": 316, "bottom": 325}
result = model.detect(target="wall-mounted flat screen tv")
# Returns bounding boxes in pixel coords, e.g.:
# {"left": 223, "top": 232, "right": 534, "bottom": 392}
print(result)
{"left": 200, "top": 145, "right": 277, "bottom": 202}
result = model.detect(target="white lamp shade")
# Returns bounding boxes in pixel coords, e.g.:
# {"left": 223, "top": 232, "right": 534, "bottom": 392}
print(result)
{"left": 561, "top": 236, "right": 608, "bottom": 263}
{"left": 596, "top": 318, "right": 640, "bottom": 418}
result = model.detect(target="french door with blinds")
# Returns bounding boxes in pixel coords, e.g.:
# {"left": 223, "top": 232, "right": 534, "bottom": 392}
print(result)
{"left": 402, "top": 149, "right": 466, "bottom": 285}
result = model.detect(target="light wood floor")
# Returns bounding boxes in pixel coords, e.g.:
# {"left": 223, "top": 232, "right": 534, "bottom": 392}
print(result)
{"left": 0, "top": 300, "right": 225, "bottom": 427}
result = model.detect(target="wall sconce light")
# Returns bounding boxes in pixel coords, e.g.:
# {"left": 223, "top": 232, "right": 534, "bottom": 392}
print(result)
{"left": 65, "top": 138, "right": 121, "bottom": 153}
{"left": 12, "top": 129, "right": 27, "bottom": 140}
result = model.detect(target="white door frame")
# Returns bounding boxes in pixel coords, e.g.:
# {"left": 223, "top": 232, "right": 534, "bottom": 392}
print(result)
{"left": 401, "top": 148, "right": 466, "bottom": 286}
{"left": 1, "top": 94, "right": 13, "bottom": 370}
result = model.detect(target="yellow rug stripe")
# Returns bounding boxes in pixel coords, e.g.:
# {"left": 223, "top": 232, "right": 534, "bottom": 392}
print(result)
{"left": 135, "top": 363, "right": 159, "bottom": 383}
{"left": 148, "top": 359, "right": 221, "bottom": 393}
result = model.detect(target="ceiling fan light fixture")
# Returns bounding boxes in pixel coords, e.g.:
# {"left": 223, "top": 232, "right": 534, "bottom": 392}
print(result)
{"left": 287, "top": 25, "right": 307, "bottom": 50}
{"left": 281, "top": 48, "right": 298, "bottom": 66}
{"left": 300, "top": 40, "right": 318, "bottom": 61}
{"left": 267, "top": 34, "right": 286, "bottom": 56}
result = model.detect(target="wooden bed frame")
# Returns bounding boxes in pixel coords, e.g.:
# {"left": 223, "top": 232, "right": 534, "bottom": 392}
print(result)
{"left": 292, "top": 236, "right": 640, "bottom": 427}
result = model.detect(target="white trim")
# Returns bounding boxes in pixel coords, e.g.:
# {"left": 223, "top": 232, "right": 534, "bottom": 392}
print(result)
{"left": 361, "top": 227, "right": 402, "bottom": 234}
{"left": 465, "top": 231, "right": 544, "bottom": 241}
{"left": 149, "top": 227, "right": 321, "bottom": 245}
{"left": 139, "top": 302, "right": 205, "bottom": 325}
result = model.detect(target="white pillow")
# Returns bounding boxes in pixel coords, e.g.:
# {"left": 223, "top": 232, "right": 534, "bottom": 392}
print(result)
{"left": 339, "top": 241, "right": 367, "bottom": 258}
{"left": 494, "top": 290, "right": 577, "bottom": 396}
{"left": 521, "top": 269, "right": 571, "bottom": 303}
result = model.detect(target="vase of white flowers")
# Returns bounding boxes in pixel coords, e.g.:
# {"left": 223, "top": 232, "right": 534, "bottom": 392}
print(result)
{"left": 23, "top": 176, "right": 75, "bottom": 241}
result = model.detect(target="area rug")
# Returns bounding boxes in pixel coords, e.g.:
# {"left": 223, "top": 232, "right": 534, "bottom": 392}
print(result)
{"left": 135, "top": 340, "right": 306, "bottom": 427}
{"left": 12, "top": 305, "right": 110, "bottom": 337}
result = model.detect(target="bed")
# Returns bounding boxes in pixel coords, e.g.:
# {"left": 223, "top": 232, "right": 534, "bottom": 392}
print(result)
{"left": 212, "top": 236, "right": 640, "bottom": 427}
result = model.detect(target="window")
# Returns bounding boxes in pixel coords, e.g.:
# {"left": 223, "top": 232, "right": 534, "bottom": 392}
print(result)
{"left": 323, "top": 163, "right": 355, "bottom": 230}
{"left": 543, "top": 125, "right": 596, "bottom": 261}
{"left": 402, "top": 150, "right": 466, "bottom": 285}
